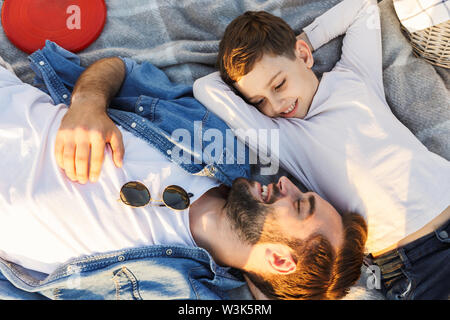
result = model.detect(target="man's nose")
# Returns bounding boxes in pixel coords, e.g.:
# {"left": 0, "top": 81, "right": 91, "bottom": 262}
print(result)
{"left": 277, "top": 176, "right": 298, "bottom": 198}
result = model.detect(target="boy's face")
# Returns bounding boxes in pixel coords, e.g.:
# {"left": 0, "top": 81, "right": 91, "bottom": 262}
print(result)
{"left": 234, "top": 39, "right": 319, "bottom": 119}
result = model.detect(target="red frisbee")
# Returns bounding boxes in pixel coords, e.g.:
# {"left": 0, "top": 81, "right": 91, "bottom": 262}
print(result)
{"left": 1, "top": 0, "right": 106, "bottom": 53}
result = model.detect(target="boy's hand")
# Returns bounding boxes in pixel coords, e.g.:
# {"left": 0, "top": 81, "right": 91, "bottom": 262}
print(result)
{"left": 54, "top": 101, "right": 124, "bottom": 184}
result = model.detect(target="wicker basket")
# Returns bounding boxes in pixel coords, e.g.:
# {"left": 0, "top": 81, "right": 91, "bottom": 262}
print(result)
{"left": 401, "top": 20, "right": 450, "bottom": 69}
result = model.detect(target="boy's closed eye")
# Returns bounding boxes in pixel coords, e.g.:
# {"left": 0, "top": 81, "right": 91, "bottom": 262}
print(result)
{"left": 253, "top": 79, "right": 286, "bottom": 108}
{"left": 274, "top": 79, "right": 286, "bottom": 91}
{"left": 254, "top": 98, "right": 265, "bottom": 108}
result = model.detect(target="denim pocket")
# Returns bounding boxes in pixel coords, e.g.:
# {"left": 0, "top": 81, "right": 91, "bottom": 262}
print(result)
{"left": 112, "top": 267, "right": 142, "bottom": 300}
{"left": 134, "top": 95, "right": 158, "bottom": 121}
{"left": 385, "top": 269, "right": 415, "bottom": 300}
{"left": 383, "top": 248, "right": 417, "bottom": 300}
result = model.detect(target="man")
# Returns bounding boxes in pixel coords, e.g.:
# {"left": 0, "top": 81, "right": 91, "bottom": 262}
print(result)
{"left": 193, "top": 0, "right": 450, "bottom": 299}
{"left": 0, "top": 42, "right": 366, "bottom": 300}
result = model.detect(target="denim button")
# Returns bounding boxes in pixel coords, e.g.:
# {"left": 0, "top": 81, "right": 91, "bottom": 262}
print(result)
{"left": 166, "top": 149, "right": 172, "bottom": 155}
{"left": 118, "top": 255, "right": 125, "bottom": 262}
{"left": 62, "top": 94, "right": 68, "bottom": 99}
{"left": 138, "top": 106, "right": 144, "bottom": 112}
{"left": 131, "top": 122, "right": 137, "bottom": 128}
{"left": 39, "top": 61, "right": 45, "bottom": 66}
{"left": 166, "top": 249, "right": 173, "bottom": 256}
{"left": 439, "top": 230, "right": 448, "bottom": 239}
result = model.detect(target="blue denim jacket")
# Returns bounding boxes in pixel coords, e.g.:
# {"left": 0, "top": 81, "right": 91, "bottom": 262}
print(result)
{"left": 0, "top": 245, "right": 248, "bottom": 300}
{"left": 0, "top": 41, "right": 250, "bottom": 300}
{"left": 30, "top": 41, "right": 251, "bottom": 186}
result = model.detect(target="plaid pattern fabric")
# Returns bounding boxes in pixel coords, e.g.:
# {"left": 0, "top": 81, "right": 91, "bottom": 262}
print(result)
{"left": 0, "top": 55, "right": 14, "bottom": 74}
{"left": 393, "top": 0, "right": 450, "bottom": 32}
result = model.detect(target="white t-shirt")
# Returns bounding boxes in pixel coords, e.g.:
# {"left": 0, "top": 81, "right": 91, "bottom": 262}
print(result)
{"left": 0, "top": 66, "right": 220, "bottom": 274}
{"left": 193, "top": 0, "right": 450, "bottom": 253}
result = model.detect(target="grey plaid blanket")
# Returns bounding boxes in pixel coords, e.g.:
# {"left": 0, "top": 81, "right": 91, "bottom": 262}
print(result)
{"left": 1, "top": 0, "right": 447, "bottom": 159}
{"left": 0, "top": 0, "right": 448, "bottom": 300}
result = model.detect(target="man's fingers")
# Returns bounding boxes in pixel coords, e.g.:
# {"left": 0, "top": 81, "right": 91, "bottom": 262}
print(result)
{"left": 54, "top": 134, "right": 65, "bottom": 169}
{"left": 62, "top": 142, "right": 77, "bottom": 181}
{"left": 109, "top": 130, "right": 124, "bottom": 168}
{"left": 55, "top": 114, "right": 122, "bottom": 183}
{"left": 75, "top": 142, "right": 90, "bottom": 184}
{"left": 89, "top": 140, "right": 105, "bottom": 182}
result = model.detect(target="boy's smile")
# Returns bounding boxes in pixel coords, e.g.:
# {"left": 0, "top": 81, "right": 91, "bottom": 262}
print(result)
{"left": 233, "top": 39, "right": 319, "bottom": 119}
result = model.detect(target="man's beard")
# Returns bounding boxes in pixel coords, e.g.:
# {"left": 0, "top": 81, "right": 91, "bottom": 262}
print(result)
{"left": 224, "top": 178, "right": 281, "bottom": 245}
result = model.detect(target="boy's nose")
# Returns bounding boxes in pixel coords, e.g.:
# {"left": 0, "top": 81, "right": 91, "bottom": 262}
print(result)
{"left": 273, "top": 99, "right": 287, "bottom": 114}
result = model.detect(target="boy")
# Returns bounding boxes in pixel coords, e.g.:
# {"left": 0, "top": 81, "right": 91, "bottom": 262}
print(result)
{"left": 193, "top": 0, "right": 450, "bottom": 299}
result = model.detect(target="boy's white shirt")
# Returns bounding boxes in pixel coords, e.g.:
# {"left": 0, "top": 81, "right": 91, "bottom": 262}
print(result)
{"left": 193, "top": 0, "right": 450, "bottom": 254}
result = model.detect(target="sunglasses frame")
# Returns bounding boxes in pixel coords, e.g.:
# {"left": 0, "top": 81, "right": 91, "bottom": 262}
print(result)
{"left": 119, "top": 181, "right": 193, "bottom": 211}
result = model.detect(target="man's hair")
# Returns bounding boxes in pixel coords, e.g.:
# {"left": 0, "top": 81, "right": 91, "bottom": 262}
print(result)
{"left": 246, "top": 212, "right": 368, "bottom": 300}
{"left": 217, "top": 11, "right": 297, "bottom": 87}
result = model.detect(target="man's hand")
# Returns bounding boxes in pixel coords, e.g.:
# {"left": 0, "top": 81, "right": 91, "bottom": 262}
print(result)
{"left": 53, "top": 57, "right": 126, "bottom": 184}
{"left": 55, "top": 101, "right": 124, "bottom": 184}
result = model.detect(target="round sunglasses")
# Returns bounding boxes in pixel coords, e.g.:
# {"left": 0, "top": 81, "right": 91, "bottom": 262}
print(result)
{"left": 119, "top": 181, "right": 193, "bottom": 211}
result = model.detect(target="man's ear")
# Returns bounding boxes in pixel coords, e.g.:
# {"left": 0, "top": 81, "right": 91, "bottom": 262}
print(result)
{"left": 294, "top": 38, "right": 314, "bottom": 69}
{"left": 264, "top": 244, "right": 297, "bottom": 275}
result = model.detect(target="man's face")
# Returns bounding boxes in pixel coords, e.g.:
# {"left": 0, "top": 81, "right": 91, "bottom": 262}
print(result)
{"left": 225, "top": 176, "right": 344, "bottom": 251}
{"left": 233, "top": 41, "right": 319, "bottom": 119}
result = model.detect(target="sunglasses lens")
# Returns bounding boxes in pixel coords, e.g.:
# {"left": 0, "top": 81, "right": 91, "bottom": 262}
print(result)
{"left": 120, "top": 181, "right": 151, "bottom": 207}
{"left": 163, "top": 185, "right": 190, "bottom": 210}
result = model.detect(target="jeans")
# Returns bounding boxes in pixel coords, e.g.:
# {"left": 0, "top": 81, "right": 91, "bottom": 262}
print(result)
{"left": 366, "top": 219, "right": 450, "bottom": 300}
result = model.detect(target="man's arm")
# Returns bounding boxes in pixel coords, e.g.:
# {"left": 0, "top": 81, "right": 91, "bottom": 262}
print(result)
{"left": 54, "top": 57, "right": 126, "bottom": 184}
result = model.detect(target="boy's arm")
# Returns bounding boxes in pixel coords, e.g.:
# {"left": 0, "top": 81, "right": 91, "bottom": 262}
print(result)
{"left": 193, "top": 72, "right": 282, "bottom": 161}
{"left": 54, "top": 57, "right": 125, "bottom": 184}
{"left": 303, "top": 0, "right": 383, "bottom": 94}
{"left": 194, "top": 73, "right": 314, "bottom": 186}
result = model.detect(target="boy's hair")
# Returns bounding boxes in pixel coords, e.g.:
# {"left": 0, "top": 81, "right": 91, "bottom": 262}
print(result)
{"left": 218, "top": 11, "right": 297, "bottom": 87}
{"left": 246, "top": 212, "right": 368, "bottom": 300}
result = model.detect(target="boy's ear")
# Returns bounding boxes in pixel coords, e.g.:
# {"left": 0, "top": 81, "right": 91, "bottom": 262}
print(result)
{"left": 295, "top": 38, "right": 314, "bottom": 69}
{"left": 264, "top": 244, "right": 297, "bottom": 275}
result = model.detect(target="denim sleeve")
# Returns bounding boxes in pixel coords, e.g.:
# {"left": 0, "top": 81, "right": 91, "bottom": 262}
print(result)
{"left": 0, "top": 270, "right": 49, "bottom": 300}
{"left": 117, "top": 57, "right": 193, "bottom": 100}
{"left": 30, "top": 41, "right": 193, "bottom": 105}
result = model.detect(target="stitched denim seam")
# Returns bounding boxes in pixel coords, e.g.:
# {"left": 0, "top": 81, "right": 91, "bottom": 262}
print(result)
{"left": 397, "top": 248, "right": 416, "bottom": 300}
{"left": 121, "top": 267, "right": 142, "bottom": 300}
